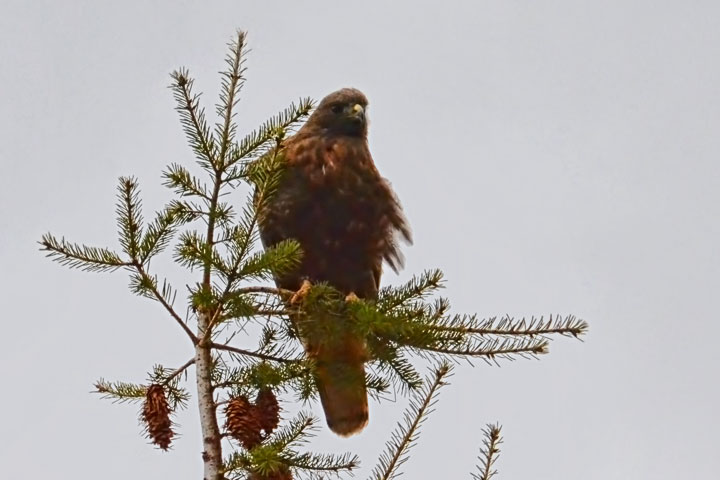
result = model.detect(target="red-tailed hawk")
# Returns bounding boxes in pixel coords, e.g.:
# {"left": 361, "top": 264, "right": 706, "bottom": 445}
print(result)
{"left": 257, "top": 88, "right": 411, "bottom": 436}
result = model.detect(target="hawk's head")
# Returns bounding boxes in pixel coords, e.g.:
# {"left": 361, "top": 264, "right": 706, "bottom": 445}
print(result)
{"left": 308, "top": 88, "right": 369, "bottom": 137}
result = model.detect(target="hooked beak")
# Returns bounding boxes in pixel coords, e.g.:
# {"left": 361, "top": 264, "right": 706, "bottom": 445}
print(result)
{"left": 345, "top": 103, "right": 365, "bottom": 123}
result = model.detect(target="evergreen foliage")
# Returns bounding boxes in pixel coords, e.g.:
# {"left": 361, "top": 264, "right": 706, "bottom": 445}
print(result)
{"left": 473, "top": 424, "right": 503, "bottom": 480}
{"left": 40, "top": 30, "right": 588, "bottom": 479}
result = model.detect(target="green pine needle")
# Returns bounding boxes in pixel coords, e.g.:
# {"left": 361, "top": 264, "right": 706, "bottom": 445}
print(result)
{"left": 162, "top": 163, "right": 211, "bottom": 200}
{"left": 174, "top": 230, "right": 228, "bottom": 274}
{"left": 369, "top": 363, "right": 453, "bottom": 480}
{"left": 40, "top": 234, "right": 130, "bottom": 272}
{"left": 147, "top": 364, "right": 191, "bottom": 410}
{"left": 215, "top": 30, "right": 248, "bottom": 168}
{"left": 377, "top": 268, "right": 445, "bottom": 312}
{"left": 94, "top": 378, "right": 146, "bottom": 403}
{"left": 116, "top": 177, "right": 144, "bottom": 259}
{"left": 223, "top": 412, "right": 358, "bottom": 479}
{"left": 139, "top": 207, "right": 181, "bottom": 262}
{"left": 226, "top": 96, "right": 314, "bottom": 173}
{"left": 266, "top": 411, "right": 316, "bottom": 451}
{"left": 285, "top": 451, "right": 359, "bottom": 477}
{"left": 128, "top": 270, "right": 177, "bottom": 307}
{"left": 371, "top": 349, "right": 423, "bottom": 394}
{"left": 472, "top": 424, "right": 503, "bottom": 480}
{"left": 169, "top": 68, "right": 218, "bottom": 171}
{"left": 238, "top": 238, "right": 302, "bottom": 281}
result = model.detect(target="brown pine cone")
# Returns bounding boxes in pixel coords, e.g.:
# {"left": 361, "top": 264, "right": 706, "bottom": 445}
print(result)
{"left": 255, "top": 388, "right": 280, "bottom": 435}
{"left": 225, "top": 395, "right": 263, "bottom": 449}
{"left": 142, "top": 384, "right": 174, "bottom": 450}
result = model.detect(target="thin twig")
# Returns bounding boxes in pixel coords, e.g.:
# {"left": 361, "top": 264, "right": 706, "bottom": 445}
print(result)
{"left": 437, "top": 315, "right": 587, "bottom": 339}
{"left": 475, "top": 424, "right": 503, "bottom": 480}
{"left": 216, "top": 31, "right": 246, "bottom": 169}
{"left": 374, "top": 365, "right": 451, "bottom": 480}
{"left": 163, "top": 357, "right": 196, "bottom": 385}
{"left": 200, "top": 142, "right": 288, "bottom": 343}
{"left": 420, "top": 341, "right": 548, "bottom": 358}
{"left": 174, "top": 73, "right": 216, "bottom": 168}
{"left": 285, "top": 458, "right": 358, "bottom": 472}
{"left": 134, "top": 263, "right": 198, "bottom": 344}
{"left": 460, "top": 325, "right": 586, "bottom": 337}
{"left": 209, "top": 341, "right": 297, "bottom": 364}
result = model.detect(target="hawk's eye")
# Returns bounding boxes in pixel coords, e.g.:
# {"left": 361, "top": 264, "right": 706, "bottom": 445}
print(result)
{"left": 330, "top": 104, "right": 343, "bottom": 114}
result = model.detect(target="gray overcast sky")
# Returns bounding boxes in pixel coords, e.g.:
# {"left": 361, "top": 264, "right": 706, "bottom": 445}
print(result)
{"left": 2, "top": 1, "right": 719, "bottom": 478}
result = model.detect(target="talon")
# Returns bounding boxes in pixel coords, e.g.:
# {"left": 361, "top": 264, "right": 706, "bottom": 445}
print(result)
{"left": 290, "top": 279, "right": 313, "bottom": 305}
{"left": 345, "top": 292, "right": 359, "bottom": 303}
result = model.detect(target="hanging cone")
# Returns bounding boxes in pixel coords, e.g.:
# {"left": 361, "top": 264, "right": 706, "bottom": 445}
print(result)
{"left": 225, "top": 395, "right": 263, "bottom": 449}
{"left": 142, "top": 384, "right": 174, "bottom": 450}
{"left": 255, "top": 388, "right": 280, "bottom": 435}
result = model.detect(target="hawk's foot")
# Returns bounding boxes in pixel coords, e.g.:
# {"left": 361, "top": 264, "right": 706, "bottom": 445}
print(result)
{"left": 290, "top": 279, "right": 312, "bottom": 305}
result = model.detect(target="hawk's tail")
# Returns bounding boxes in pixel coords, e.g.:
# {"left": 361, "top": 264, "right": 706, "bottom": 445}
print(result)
{"left": 314, "top": 339, "right": 368, "bottom": 436}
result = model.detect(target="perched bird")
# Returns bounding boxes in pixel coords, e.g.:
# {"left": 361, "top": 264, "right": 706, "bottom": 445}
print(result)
{"left": 256, "top": 88, "right": 411, "bottom": 436}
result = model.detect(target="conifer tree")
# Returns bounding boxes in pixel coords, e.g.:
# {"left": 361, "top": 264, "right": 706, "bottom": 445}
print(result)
{"left": 40, "top": 30, "right": 588, "bottom": 480}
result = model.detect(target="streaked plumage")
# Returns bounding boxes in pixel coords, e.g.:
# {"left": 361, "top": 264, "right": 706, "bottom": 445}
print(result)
{"left": 257, "top": 88, "right": 411, "bottom": 435}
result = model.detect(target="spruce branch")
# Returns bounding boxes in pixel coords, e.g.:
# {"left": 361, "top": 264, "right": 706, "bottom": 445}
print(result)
{"left": 371, "top": 350, "right": 423, "bottom": 394}
{"left": 225, "top": 97, "right": 314, "bottom": 177}
{"left": 214, "top": 197, "right": 275, "bottom": 296}
{"left": 213, "top": 358, "right": 313, "bottom": 396}
{"left": 366, "top": 372, "right": 392, "bottom": 399}
{"left": 472, "top": 424, "right": 503, "bottom": 480}
{"left": 237, "top": 239, "right": 302, "bottom": 282}
{"left": 285, "top": 451, "right": 359, "bottom": 476}
{"left": 369, "top": 363, "right": 453, "bottom": 480}
{"left": 39, "top": 234, "right": 131, "bottom": 272}
{"left": 163, "top": 357, "right": 196, "bottom": 385}
{"left": 419, "top": 336, "right": 549, "bottom": 361}
{"left": 167, "top": 199, "right": 209, "bottom": 223}
{"left": 139, "top": 206, "right": 182, "bottom": 262}
{"left": 94, "top": 364, "right": 193, "bottom": 406}
{"left": 223, "top": 412, "right": 359, "bottom": 479}
{"left": 148, "top": 364, "right": 192, "bottom": 410}
{"left": 130, "top": 263, "right": 197, "bottom": 343}
{"left": 94, "top": 379, "right": 147, "bottom": 403}
{"left": 216, "top": 224, "right": 254, "bottom": 280}
{"left": 220, "top": 290, "right": 258, "bottom": 321}
{"left": 218, "top": 135, "right": 288, "bottom": 298}
{"left": 377, "top": 268, "right": 445, "bottom": 312}
{"left": 175, "top": 230, "right": 230, "bottom": 275}
{"left": 169, "top": 69, "right": 217, "bottom": 171}
{"left": 245, "top": 140, "right": 285, "bottom": 215}
{"left": 211, "top": 341, "right": 298, "bottom": 364}
{"left": 444, "top": 314, "right": 588, "bottom": 339}
{"left": 265, "top": 412, "right": 316, "bottom": 451}
{"left": 215, "top": 30, "right": 248, "bottom": 168}
{"left": 116, "top": 176, "right": 144, "bottom": 259}
{"left": 209, "top": 140, "right": 297, "bottom": 334}
{"left": 163, "top": 163, "right": 211, "bottom": 200}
